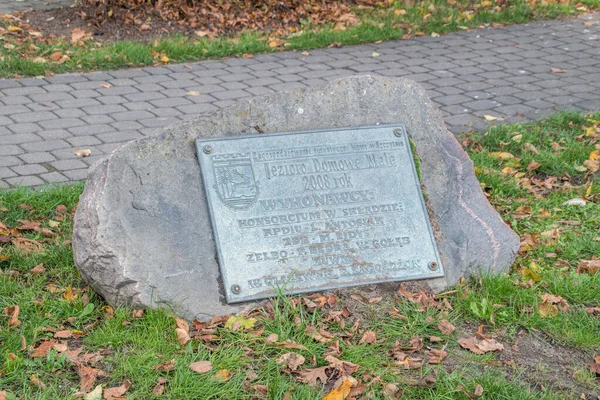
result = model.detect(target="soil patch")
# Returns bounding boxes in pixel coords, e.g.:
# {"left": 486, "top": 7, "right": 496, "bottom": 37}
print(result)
{"left": 496, "top": 330, "right": 598, "bottom": 397}
{"left": 21, "top": 0, "right": 376, "bottom": 43}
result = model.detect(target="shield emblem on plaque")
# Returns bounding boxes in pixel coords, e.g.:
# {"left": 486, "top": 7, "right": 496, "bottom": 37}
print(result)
{"left": 212, "top": 155, "right": 258, "bottom": 210}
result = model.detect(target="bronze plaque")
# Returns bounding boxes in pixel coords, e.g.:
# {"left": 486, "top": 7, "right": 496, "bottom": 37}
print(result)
{"left": 196, "top": 124, "right": 444, "bottom": 303}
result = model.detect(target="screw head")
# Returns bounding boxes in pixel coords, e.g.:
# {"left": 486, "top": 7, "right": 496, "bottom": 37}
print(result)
{"left": 203, "top": 145, "right": 212, "bottom": 154}
{"left": 231, "top": 284, "right": 241, "bottom": 294}
{"left": 428, "top": 262, "right": 438, "bottom": 271}
{"left": 394, "top": 128, "right": 403, "bottom": 137}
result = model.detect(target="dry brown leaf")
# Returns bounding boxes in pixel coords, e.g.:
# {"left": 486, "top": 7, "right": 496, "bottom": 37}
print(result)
{"left": 31, "top": 263, "right": 45, "bottom": 275}
{"left": 54, "top": 330, "right": 73, "bottom": 339}
{"left": 30, "top": 374, "right": 46, "bottom": 391}
{"left": 74, "top": 362, "right": 106, "bottom": 392}
{"left": 524, "top": 143, "right": 539, "bottom": 154}
{"left": 30, "top": 340, "right": 57, "bottom": 358}
{"left": 151, "top": 377, "right": 167, "bottom": 395}
{"left": 438, "top": 319, "right": 455, "bottom": 335}
{"left": 273, "top": 340, "right": 308, "bottom": 351}
{"left": 426, "top": 348, "right": 448, "bottom": 364}
{"left": 539, "top": 293, "right": 569, "bottom": 317}
{"left": 359, "top": 330, "right": 377, "bottom": 345}
{"left": 153, "top": 359, "right": 175, "bottom": 372}
{"left": 527, "top": 161, "right": 541, "bottom": 171}
{"left": 277, "top": 352, "right": 306, "bottom": 371}
{"left": 103, "top": 380, "right": 130, "bottom": 400}
{"left": 458, "top": 384, "right": 484, "bottom": 398}
{"left": 299, "top": 366, "right": 329, "bottom": 386}
{"left": 4, "top": 305, "right": 20, "bottom": 327}
{"left": 458, "top": 337, "right": 504, "bottom": 354}
{"left": 550, "top": 67, "right": 566, "bottom": 73}
{"left": 265, "top": 333, "right": 278, "bottom": 344}
{"left": 189, "top": 361, "right": 212, "bottom": 373}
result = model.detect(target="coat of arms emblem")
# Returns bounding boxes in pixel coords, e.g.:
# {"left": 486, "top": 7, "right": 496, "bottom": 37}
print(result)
{"left": 212, "top": 154, "right": 258, "bottom": 210}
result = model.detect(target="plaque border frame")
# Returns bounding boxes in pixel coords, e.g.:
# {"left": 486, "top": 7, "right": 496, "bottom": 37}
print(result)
{"left": 196, "top": 124, "right": 444, "bottom": 303}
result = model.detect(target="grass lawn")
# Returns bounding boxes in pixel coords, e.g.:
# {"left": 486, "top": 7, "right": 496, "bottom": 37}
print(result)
{"left": 1, "top": 111, "right": 600, "bottom": 398}
{"left": 0, "top": 0, "right": 599, "bottom": 78}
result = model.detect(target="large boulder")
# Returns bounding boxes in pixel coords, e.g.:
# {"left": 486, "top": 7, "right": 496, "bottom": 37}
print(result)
{"left": 73, "top": 75, "right": 519, "bottom": 320}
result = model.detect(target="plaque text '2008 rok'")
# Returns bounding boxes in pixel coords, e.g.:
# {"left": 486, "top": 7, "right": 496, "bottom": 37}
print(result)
{"left": 196, "top": 124, "right": 444, "bottom": 303}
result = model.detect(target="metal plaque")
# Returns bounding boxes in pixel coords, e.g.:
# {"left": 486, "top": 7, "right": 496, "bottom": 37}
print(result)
{"left": 196, "top": 124, "right": 444, "bottom": 303}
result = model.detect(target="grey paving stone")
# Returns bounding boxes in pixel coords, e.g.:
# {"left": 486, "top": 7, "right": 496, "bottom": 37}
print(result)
{"left": 6, "top": 175, "right": 45, "bottom": 186}
{"left": 39, "top": 118, "right": 85, "bottom": 130}
{"left": 41, "top": 172, "right": 69, "bottom": 183}
{"left": 19, "top": 152, "right": 56, "bottom": 164}
{"left": 0, "top": 156, "right": 23, "bottom": 167}
{"left": 50, "top": 159, "right": 88, "bottom": 171}
{"left": 7, "top": 123, "right": 42, "bottom": 134}
{"left": 11, "top": 164, "right": 48, "bottom": 176}
{"left": 0, "top": 133, "right": 41, "bottom": 145}
{"left": 21, "top": 140, "right": 70, "bottom": 152}
{"left": 37, "top": 129, "right": 71, "bottom": 140}
{"left": 0, "top": 167, "right": 17, "bottom": 179}
{"left": 11, "top": 111, "right": 57, "bottom": 123}
{"left": 0, "top": 145, "right": 23, "bottom": 156}
{"left": 61, "top": 169, "right": 89, "bottom": 181}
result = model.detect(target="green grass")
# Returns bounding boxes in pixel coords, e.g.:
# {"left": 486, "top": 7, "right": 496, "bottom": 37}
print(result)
{"left": 1, "top": 112, "right": 600, "bottom": 398}
{"left": 0, "top": 0, "right": 599, "bottom": 77}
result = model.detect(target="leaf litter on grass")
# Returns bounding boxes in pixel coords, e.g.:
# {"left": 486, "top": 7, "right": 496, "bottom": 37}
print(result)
{"left": 3, "top": 114, "right": 600, "bottom": 397}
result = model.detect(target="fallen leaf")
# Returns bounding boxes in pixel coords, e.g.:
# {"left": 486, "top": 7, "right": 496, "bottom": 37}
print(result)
{"left": 30, "top": 374, "right": 46, "bottom": 390}
{"left": 4, "top": 305, "right": 21, "bottom": 327}
{"left": 458, "top": 337, "right": 504, "bottom": 354}
{"left": 299, "top": 366, "right": 329, "bottom": 386}
{"left": 189, "top": 360, "right": 212, "bottom": 373}
{"left": 524, "top": 143, "right": 539, "bottom": 154}
{"left": 488, "top": 152, "right": 515, "bottom": 160}
{"left": 359, "top": 330, "right": 377, "bottom": 345}
{"left": 75, "top": 362, "right": 106, "bottom": 392}
{"left": 85, "top": 385, "right": 103, "bottom": 400}
{"left": 187, "top": 91, "right": 200, "bottom": 96}
{"left": 71, "top": 28, "right": 88, "bottom": 42}
{"left": 527, "top": 161, "right": 541, "bottom": 171}
{"left": 74, "top": 149, "right": 92, "bottom": 157}
{"left": 154, "top": 359, "right": 175, "bottom": 372}
{"left": 277, "top": 352, "right": 306, "bottom": 371}
{"left": 562, "top": 198, "right": 587, "bottom": 207}
{"left": 426, "top": 348, "right": 448, "bottom": 364}
{"left": 483, "top": 115, "right": 503, "bottom": 121}
{"left": 30, "top": 340, "right": 57, "bottom": 358}
{"left": 273, "top": 340, "right": 308, "bottom": 351}
{"left": 322, "top": 379, "right": 353, "bottom": 400}
{"left": 99, "top": 83, "right": 112, "bottom": 89}
{"left": 31, "top": 263, "right": 45, "bottom": 275}
{"left": 438, "top": 319, "right": 455, "bottom": 335}
{"left": 213, "top": 369, "right": 232, "bottom": 382}
{"left": 63, "top": 285, "right": 77, "bottom": 301}
{"left": 372, "top": 52, "right": 380, "bottom": 57}
{"left": 103, "top": 380, "right": 130, "bottom": 400}
{"left": 265, "top": 333, "right": 278, "bottom": 344}
{"left": 151, "top": 377, "right": 167, "bottom": 395}
{"left": 160, "top": 56, "right": 170, "bottom": 63}
{"left": 54, "top": 330, "right": 73, "bottom": 339}
{"left": 459, "top": 383, "right": 484, "bottom": 398}
{"left": 225, "top": 314, "right": 256, "bottom": 331}
{"left": 550, "top": 67, "right": 566, "bottom": 73}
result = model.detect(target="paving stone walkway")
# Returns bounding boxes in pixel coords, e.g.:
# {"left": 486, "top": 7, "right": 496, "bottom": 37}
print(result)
{"left": 1, "top": 13, "right": 600, "bottom": 188}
